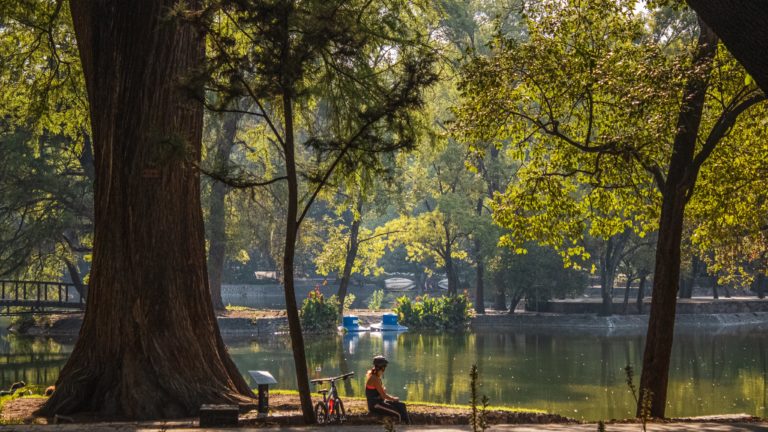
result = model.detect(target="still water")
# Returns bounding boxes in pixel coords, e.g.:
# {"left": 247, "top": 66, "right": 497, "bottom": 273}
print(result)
{"left": 1, "top": 328, "right": 767, "bottom": 420}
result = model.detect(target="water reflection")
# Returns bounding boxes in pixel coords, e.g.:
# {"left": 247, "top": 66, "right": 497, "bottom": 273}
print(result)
{"left": 1, "top": 328, "right": 766, "bottom": 420}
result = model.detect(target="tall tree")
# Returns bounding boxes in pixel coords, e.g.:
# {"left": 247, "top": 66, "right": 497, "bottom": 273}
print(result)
{"left": 203, "top": 0, "right": 436, "bottom": 421}
{"left": 38, "top": 0, "right": 254, "bottom": 418}
{"left": 204, "top": 106, "right": 244, "bottom": 310}
{"left": 456, "top": 0, "right": 765, "bottom": 417}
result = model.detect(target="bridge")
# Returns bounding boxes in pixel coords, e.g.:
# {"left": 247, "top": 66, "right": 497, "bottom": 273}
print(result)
{"left": 0, "top": 280, "right": 85, "bottom": 315}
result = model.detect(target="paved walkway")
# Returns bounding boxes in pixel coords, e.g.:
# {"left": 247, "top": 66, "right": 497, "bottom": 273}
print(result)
{"left": 1, "top": 423, "right": 767, "bottom": 431}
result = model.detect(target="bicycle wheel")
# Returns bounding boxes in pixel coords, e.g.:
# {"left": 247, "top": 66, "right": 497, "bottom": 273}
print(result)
{"left": 314, "top": 401, "right": 328, "bottom": 425}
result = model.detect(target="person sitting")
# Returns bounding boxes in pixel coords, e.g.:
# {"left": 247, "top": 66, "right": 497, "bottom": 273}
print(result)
{"left": 365, "top": 355, "right": 410, "bottom": 424}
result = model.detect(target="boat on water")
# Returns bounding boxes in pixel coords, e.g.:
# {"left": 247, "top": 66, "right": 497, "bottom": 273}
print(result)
{"left": 384, "top": 277, "right": 415, "bottom": 291}
{"left": 370, "top": 312, "right": 408, "bottom": 332}
{"left": 339, "top": 315, "right": 369, "bottom": 332}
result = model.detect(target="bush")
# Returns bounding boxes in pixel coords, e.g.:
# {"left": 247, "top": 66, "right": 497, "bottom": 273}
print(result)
{"left": 394, "top": 294, "right": 472, "bottom": 330}
{"left": 368, "top": 289, "right": 384, "bottom": 311}
{"left": 300, "top": 288, "right": 338, "bottom": 332}
{"left": 341, "top": 293, "right": 356, "bottom": 311}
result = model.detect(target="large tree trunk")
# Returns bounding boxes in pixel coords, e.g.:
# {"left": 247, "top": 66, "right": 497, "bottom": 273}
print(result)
{"left": 337, "top": 198, "right": 363, "bottom": 318}
{"left": 686, "top": 1, "right": 768, "bottom": 94}
{"left": 282, "top": 94, "right": 314, "bottom": 423}
{"left": 638, "top": 21, "right": 718, "bottom": 419}
{"left": 207, "top": 111, "right": 241, "bottom": 311}
{"left": 39, "top": 0, "right": 254, "bottom": 419}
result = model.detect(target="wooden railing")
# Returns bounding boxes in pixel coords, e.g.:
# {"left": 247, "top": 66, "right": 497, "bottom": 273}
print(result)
{"left": 0, "top": 280, "right": 85, "bottom": 315}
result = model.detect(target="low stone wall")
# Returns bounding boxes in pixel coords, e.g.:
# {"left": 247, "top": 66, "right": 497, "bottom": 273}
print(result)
{"left": 216, "top": 317, "right": 289, "bottom": 337}
{"left": 538, "top": 298, "right": 768, "bottom": 314}
{"left": 470, "top": 312, "right": 768, "bottom": 334}
{"left": 22, "top": 315, "right": 290, "bottom": 338}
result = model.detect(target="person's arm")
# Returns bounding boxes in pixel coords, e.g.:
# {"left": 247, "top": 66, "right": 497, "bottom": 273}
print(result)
{"left": 372, "top": 376, "right": 398, "bottom": 401}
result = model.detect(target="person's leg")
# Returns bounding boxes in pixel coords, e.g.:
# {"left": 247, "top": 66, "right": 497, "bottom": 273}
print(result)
{"left": 372, "top": 402, "right": 402, "bottom": 422}
{"left": 391, "top": 401, "right": 410, "bottom": 424}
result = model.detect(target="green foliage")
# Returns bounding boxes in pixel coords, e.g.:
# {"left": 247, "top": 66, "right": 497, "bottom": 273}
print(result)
{"left": 300, "top": 288, "right": 339, "bottom": 332}
{"left": 394, "top": 294, "right": 472, "bottom": 330}
{"left": 487, "top": 243, "right": 587, "bottom": 308}
{"left": 0, "top": 2, "right": 92, "bottom": 280}
{"left": 368, "top": 289, "right": 385, "bottom": 311}
{"left": 455, "top": 0, "right": 679, "bottom": 268}
{"left": 341, "top": 293, "right": 355, "bottom": 311}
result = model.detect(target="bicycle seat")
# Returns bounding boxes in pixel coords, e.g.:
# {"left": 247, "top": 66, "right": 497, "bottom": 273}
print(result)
{"left": 317, "top": 389, "right": 329, "bottom": 395}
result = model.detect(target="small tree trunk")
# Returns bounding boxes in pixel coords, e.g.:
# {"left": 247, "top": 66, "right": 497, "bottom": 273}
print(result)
{"left": 475, "top": 246, "right": 485, "bottom": 314}
{"left": 494, "top": 284, "right": 507, "bottom": 311}
{"left": 40, "top": 0, "right": 254, "bottom": 418}
{"left": 753, "top": 273, "right": 766, "bottom": 299}
{"left": 63, "top": 257, "right": 87, "bottom": 300}
{"left": 207, "top": 110, "right": 241, "bottom": 311}
{"left": 712, "top": 282, "right": 719, "bottom": 299}
{"left": 508, "top": 295, "right": 522, "bottom": 314}
{"left": 599, "top": 263, "right": 615, "bottom": 316}
{"left": 636, "top": 274, "right": 647, "bottom": 315}
{"left": 622, "top": 276, "right": 633, "bottom": 315}
{"left": 337, "top": 199, "right": 362, "bottom": 318}
{"left": 282, "top": 93, "right": 314, "bottom": 423}
{"left": 638, "top": 20, "right": 718, "bottom": 419}
{"left": 444, "top": 232, "right": 458, "bottom": 295}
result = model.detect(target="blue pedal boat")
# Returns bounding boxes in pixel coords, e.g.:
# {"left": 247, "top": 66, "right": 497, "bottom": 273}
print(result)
{"left": 370, "top": 312, "right": 408, "bottom": 332}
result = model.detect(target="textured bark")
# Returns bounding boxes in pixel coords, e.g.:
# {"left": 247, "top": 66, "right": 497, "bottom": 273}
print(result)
{"left": 337, "top": 199, "right": 363, "bottom": 318}
{"left": 686, "top": 0, "right": 768, "bottom": 95}
{"left": 38, "top": 0, "right": 255, "bottom": 419}
{"left": 207, "top": 111, "right": 241, "bottom": 311}
{"left": 282, "top": 94, "right": 314, "bottom": 423}
{"left": 638, "top": 21, "right": 718, "bottom": 419}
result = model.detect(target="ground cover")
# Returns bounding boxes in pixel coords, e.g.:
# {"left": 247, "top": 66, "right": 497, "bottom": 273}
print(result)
{"left": 0, "top": 391, "right": 571, "bottom": 427}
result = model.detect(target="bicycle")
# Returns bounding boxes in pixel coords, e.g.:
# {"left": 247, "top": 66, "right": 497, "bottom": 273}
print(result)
{"left": 310, "top": 371, "right": 354, "bottom": 424}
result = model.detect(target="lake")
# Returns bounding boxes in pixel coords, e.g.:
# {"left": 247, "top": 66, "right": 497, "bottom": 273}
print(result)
{"left": 1, "top": 327, "right": 766, "bottom": 420}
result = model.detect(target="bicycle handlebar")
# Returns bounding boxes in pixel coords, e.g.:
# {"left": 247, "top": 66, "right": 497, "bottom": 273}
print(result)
{"left": 310, "top": 371, "right": 355, "bottom": 384}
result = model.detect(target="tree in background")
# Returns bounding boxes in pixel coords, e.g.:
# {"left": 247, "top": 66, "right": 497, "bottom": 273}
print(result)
{"left": 456, "top": 0, "right": 766, "bottom": 417}
{"left": 0, "top": 1, "right": 92, "bottom": 292}
{"left": 487, "top": 242, "right": 588, "bottom": 313}
{"left": 202, "top": 0, "right": 437, "bottom": 421}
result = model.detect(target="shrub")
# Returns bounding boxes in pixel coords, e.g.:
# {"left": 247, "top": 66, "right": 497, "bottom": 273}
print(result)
{"left": 341, "top": 293, "right": 356, "bottom": 311}
{"left": 394, "top": 294, "right": 472, "bottom": 330}
{"left": 368, "top": 289, "right": 385, "bottom": 311}
{"left": 300, "top": 288, "right": 338, "bottom": 332}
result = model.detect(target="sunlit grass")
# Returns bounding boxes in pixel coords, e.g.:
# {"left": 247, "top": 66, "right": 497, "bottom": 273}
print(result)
{"left": 267, "top": 389, "right": 545, "bottom": 413}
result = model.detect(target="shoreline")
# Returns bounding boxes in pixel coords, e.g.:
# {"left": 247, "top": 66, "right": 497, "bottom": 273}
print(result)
{"left": 11, "top": 309, "right": 768, "bottom": 338}
{"left": 1, "top": 392, "right": 765, "bottom": 429}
